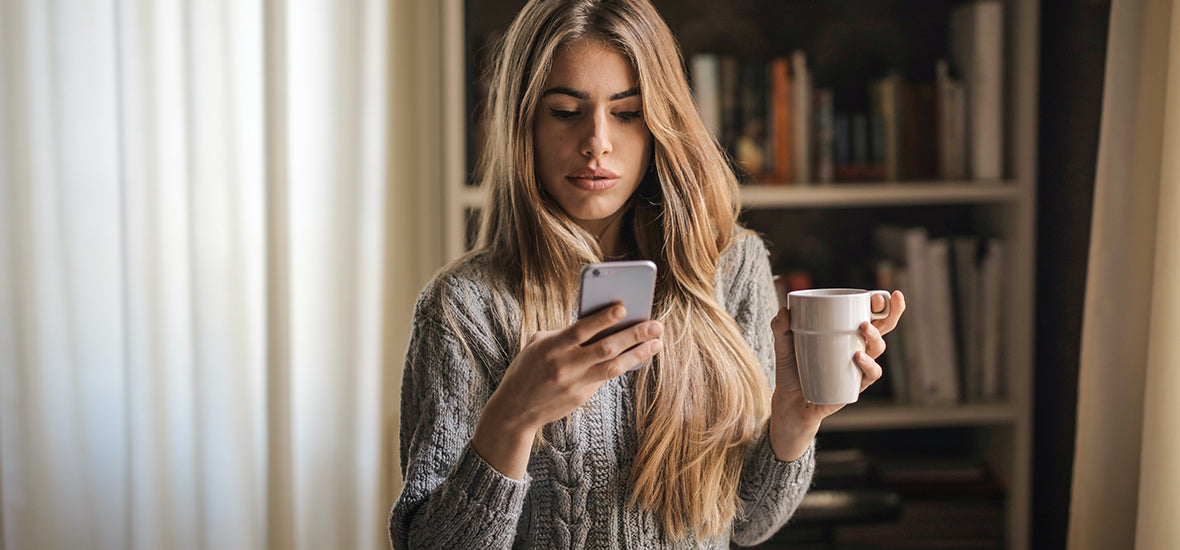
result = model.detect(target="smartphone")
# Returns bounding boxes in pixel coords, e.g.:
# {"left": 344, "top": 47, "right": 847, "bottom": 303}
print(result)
{"left": 577, "top": 260, "right": 658, "bottom": 371}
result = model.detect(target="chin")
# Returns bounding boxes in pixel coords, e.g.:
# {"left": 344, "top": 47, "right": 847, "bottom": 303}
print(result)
{"left": 563, "top": 199, "right": 628, "bottom": 223}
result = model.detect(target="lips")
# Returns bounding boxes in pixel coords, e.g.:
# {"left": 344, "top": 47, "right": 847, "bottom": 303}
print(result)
{"left": 566, "top": 166, "right": 621, "bottom": 191}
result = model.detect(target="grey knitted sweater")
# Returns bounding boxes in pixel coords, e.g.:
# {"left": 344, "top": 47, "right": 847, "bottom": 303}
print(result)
{"left": 389, "top": 232, "right": 815, "bottom": 549}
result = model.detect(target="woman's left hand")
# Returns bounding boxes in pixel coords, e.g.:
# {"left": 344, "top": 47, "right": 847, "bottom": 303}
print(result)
{"left": 766, "top": 290, "right": 906, "bottom": 461}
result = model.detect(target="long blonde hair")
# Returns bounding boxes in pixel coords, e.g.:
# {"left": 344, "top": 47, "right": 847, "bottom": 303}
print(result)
{"left": 476, "top": 0, "right": 771, "bottom": 541}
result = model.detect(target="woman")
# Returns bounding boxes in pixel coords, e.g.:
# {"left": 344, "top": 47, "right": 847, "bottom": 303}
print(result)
{"left": 389, "top": 0, "right": 905, "bottom": 548}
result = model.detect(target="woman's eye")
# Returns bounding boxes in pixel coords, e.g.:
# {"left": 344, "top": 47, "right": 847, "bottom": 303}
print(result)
{"left": 615, "top": 111, "right": 643, "bottom": 122}
{"left": 549, "top": 109, "right": 579, "bottom": 119}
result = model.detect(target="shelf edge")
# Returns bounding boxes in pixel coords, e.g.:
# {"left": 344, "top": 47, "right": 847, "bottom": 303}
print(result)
{"left": 819, "top": 402, "right": 1018, "bottom": 432}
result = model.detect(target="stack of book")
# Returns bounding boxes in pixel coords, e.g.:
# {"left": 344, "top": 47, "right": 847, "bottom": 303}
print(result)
{"left": 687, "top": 0, "right": 1004, "bottom": 185}
{"left": 835, "top": 454, "right": 1005, "bottom": 549}
{"left": 873, "top": 226, "right": 1007, "bottom": 405}
{"left": 689, "top": 50, "right": 817, "bottom": 184}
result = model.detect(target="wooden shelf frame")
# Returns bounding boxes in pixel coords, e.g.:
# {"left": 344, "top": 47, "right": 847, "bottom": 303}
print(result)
{"left": 454, "top": 181, "right": 1027, "bottom": 211}
{"left": 820, "top": 402, "right": 1018, "bottom": 432}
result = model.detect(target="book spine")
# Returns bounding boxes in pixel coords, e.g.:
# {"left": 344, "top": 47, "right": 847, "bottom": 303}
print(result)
{"left": 950, "top": 0, "right": 1004, "bottom": 180}
{"left": 791, "top": 51, "right": 811, "bottom": 184}
{"left": 814, "top": 88, "right": 835, "bottom": 184}
{"left": 875, "top": 260, "right": 909, "bottom": 404}
{"left": 870, "top": 74, "right": 902, "bottom": 182}
{"left": 770, "top": 57, "right": 792, "bottom": 184}
{"left": 936, "top": 59, "right": 954, "bottom": 180}
{"left": 719, "top": 55, "right": 740, "bottom": 152}
{"left": 926, "top": 239, "right": 962, "bottom": 403}
{"left": 952, "top": 236, "right": 983, "bottom": 401}
{"left": 980, "top": 239, "right": 1006, "bottom": 400}
{"left": 690, "top": 53, "right": 722, "bottom": 142}
{"left": 834, "top": 113, "right": 851, "bottom": 175}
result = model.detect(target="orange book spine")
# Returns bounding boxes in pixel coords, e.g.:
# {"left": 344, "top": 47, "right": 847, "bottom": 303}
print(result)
{"left": 770, "top": 58, "right": 792, "bottom": 184}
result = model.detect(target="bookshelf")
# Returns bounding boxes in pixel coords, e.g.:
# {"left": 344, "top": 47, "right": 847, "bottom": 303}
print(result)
{"left": 821, "top": 401, "right": 1017, "bottom": 431}
{"left": 440, "top": 0, "right": 1037, "bottom": 548}
{"left": 455, "top": 182, "right": 1025, "bottom": 210}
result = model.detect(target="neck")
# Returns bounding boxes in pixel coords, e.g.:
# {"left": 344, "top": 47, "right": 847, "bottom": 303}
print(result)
{"left": 578, "top": 207, "right": 630, "bottom": 258}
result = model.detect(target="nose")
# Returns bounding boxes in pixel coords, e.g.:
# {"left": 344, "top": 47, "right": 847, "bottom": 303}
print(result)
{"left": 581, "top": 111, "right": 612, "bottom": 158}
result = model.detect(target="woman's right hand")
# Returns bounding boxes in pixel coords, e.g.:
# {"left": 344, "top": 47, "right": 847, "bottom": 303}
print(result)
{"left": 471, "top": 303, "right": 663, "bottom": 479}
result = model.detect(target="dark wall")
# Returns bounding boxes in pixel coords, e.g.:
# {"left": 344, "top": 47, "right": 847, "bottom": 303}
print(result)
{"left": 1034, "top": 0, "right": 1108, "bottom": 548}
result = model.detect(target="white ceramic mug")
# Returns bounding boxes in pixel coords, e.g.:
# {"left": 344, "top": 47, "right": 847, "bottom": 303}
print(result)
{"left": 787, "top": 288, "right": 892, "bottom": 405}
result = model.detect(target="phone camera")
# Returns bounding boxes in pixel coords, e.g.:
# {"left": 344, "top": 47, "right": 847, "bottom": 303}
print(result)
{"left": 592, "top": 269, "right": 601, "bottom": 277}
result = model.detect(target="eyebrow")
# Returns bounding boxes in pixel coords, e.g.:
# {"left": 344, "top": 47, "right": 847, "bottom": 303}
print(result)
{"left": 541, "top": 86, "right": 641, "bottom": 101}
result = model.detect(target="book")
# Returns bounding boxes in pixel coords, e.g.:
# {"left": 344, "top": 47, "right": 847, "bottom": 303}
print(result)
{"left": 875, "top": 260, "right": 909, "bottom": 404}
{"left": 814, "top": 88, "right": 835, "bottom": 184}
{"left": 689, "top": 53, "right": 722, "bottom": 141}
{"left": 925, "top": 239, "right": 962, "bottom": 403}
{"left": 979, "top": 239, "right": 1006, "bottom": 400}
{"left": 950, "top": 0, "right": 1004, "bottom": 180}
{"left": 769, "top": 57, "right": 792, "bottom": 184}
{"left": 870, "top": 72, "right": 904, "bottom": 181}
{"left": 853, "top": 113, "right": 870, "bottom": 166}
{"left": 902, "top": 81, "right": 938, "bottom": 181}
{"left": 836, "top": 498, "right": 1004, "bottom": 547}
{"left": 952, "top": 237, "right": 983, "bottom": 401}
{"left": 875, "top": 455, "right": 989, "bottom": 486}
{"left": 791, "top": 50, "right": 812, "bottom": 184}
{"left": 718, "top": 55, "right": 741, "bottom": 151}
{"left": 834, "top": 113, "right": 851, "bottom": 170}
{"left": 936, "top": 59, "right": 968, "bottom": 180}
{"left": 870, "top": 113, "right": 885, "bottom": 167}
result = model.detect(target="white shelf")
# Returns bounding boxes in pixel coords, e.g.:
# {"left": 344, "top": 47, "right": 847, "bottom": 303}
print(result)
{"left": 819, "top": 401, "right": 1017, "bottom": 432}
{"left": 453, "top": 181, "right": 1022, "bottom": 211}
{"left": 739, "top": 181, "right": 1022, "bottom": 208}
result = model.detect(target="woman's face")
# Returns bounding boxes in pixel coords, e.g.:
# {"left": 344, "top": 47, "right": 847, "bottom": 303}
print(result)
{"left": 534, "top": 39, "right": 653, "bottom": 233}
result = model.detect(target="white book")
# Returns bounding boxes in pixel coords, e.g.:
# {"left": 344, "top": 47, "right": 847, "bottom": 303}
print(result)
{"left": 875, "top": 260, "right": 909, "bottom": 404}
{"left": 875, "top": 226, "right": 937, "bottom": 404}
{"left": 926, "top": 239, "right": 962, "bottom": 404}
{"left": 894, "top": 268, "right": 928, "bottom": 404}
{"left": 952, "top": 237, "right": 983, "bottom": 401}
{"left": 690, "top": 53, "right": 722, "bottom": 141}
{"left": 791, "top": 50, "right": 811, "bottom": 184}
{"left": 979, "top": 239, "right": 1006, "bottom": 400}
{"left": 950, "top": 0, "right": 1004, "bottom": 180}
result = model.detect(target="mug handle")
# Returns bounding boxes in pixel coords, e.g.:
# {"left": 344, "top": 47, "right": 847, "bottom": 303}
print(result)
{"left": 870, "top": 290, "right": 892, "bottom": 320}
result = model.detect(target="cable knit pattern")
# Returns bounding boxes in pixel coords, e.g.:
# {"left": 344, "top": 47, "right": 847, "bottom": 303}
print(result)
{"left": 389, "top": 232, "right": 816, "bottom": 549}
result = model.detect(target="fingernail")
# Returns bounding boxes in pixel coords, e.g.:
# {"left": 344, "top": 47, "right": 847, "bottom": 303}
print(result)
{"left": 650, "top": 340, "right": 663, "bottom": 353}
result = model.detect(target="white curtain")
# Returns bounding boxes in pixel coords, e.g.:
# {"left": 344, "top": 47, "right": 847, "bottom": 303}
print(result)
{"left": 1069, "top": 0, "right": 1180, "bottom": 547}
{"left": 0, "top": 1, "right": 443, "bottom": 548}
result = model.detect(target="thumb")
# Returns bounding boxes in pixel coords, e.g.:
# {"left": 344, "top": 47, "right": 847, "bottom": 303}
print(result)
{"left": 772, "top": 307, "right": 795, "bottom": 363}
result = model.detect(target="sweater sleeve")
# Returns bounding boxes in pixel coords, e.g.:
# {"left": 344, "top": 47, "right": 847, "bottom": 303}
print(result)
{"left": 388, "top": 275, "right": 529, "bottom": 550}
{"left": 722, "top": 232, "right": 817, "bottom": 546}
